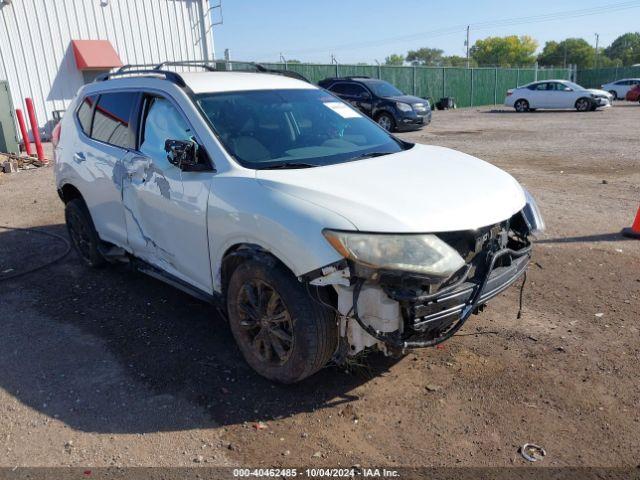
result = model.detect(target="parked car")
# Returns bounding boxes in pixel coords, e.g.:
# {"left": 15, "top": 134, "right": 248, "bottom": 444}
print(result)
{"left": 505, "top": 80, "right": 612, "bottom": 112}
{"left": 625, "top": 84, "right": 640, "bottom": 102}
{"left": 601, "top": 78, "right": 640, "bottom": 100}
{"left": 55, "top": 64, "right": 543, "bottom": 383}
{"left": 318, "top": 76, "right": 431, "bottom": 131}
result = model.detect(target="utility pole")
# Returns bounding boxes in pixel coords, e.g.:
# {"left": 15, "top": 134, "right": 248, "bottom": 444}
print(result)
{"left": 465, "top": 25, "right": 470, "bottom": 68}
{"left": 594, "top": 33, "right": 600, "bottom": 68}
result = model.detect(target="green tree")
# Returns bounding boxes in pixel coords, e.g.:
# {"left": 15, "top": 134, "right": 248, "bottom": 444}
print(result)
{"left": 470, "top": 35, "right": 538, "bottom": 66}
{"left": 406, "top": 47, "right": 444, "bottom": 66}
{"left": 538, "top": 38, "right": 595, "bottom": 68}
{"left": 441, "top": 55, "right": 477, "bottom": 67}
{"left": 604, "top": 32, "right": 640, "bottom": 66}
{"left": 384, "top": 54, "right": 405, "bottom": 65}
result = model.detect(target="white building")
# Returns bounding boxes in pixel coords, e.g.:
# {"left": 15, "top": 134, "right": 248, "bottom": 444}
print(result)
{"left": 0, "top": 0, "right": 215, "bottom": 138}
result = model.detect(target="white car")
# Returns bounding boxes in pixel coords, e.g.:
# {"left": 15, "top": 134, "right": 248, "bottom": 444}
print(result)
{"left": 54, "top": 63, "right": 544, "bottom": 383}
{"left": 505, "top": 79, "right": 612, "bottom": 112}
{"left": 601, "top": 78, "right": 640, "bottom": 100}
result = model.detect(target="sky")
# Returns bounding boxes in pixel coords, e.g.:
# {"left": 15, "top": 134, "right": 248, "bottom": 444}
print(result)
{"left": 211, "top": 0, "right": 640, "bottom": 64}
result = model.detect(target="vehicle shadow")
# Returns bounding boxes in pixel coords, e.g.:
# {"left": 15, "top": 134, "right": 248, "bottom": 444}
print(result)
{"left": 483, "top": 109, "right": 604, "bottom": 114}
{"left": 0, "top": 224, "right": 398, "bottom": 434}
{"left": 536, "top": 232, "right": 633, "bottom": 244}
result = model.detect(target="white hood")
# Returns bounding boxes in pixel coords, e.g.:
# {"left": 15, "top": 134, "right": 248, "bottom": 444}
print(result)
{"left": 256, "top": 144, "right": 526, "bottom": 233}
{"left": 588, "top": 88, "right": 612, "bottom": 97}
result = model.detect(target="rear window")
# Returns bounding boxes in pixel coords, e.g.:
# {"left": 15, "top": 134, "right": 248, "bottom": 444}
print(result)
{"left": 91, "top": 92, "right": 138, "bottom": 149}
{"left": 76, "top": 95, "right": 97, "bottom": 135}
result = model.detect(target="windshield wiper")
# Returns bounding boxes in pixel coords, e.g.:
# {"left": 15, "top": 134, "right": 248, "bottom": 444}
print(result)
{"left": 260, "top": 161, "right": 317, "bottom": 170}
{"left": 349, "top": 151, "right": 391, "bottom": 161}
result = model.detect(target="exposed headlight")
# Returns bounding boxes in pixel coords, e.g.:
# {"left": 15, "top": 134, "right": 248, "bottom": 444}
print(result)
{"left": 323, "top": 230, "right": 466, "bottom": 278}
{"left": 522, "top": 189, "right": 545, "bottom": 235}
{"left": 396, "top": 102, "right": 413, "bottom": 112}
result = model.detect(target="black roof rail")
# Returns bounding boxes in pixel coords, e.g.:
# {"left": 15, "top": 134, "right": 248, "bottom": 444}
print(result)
{"left": 252, "top": 63, "right": 310, "bottom": 83}
{"left": 94, "top": 60, "right": 311, "bottom": 86}
{"left": 153, "top": 60, "right": 216, "bottom": 71}
{"left": 94, "top": 69, "right": 187, "bottom": 87}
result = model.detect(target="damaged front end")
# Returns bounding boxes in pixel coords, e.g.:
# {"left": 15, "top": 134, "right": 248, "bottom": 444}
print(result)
{"left": 304, "top": 203, "right": 542, "bottom": 358}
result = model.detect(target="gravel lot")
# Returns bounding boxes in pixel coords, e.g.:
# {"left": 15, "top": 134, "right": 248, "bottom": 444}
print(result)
{"left": 1, "top": 103, "right": 639, "bottom": 468}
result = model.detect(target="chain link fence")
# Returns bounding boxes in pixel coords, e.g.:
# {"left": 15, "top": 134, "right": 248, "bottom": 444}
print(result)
{"left": 219, "top": 61, "right": 573, "bottom": 108}
{"left": 577, "top": 66, "right": 640, "bottom": 88}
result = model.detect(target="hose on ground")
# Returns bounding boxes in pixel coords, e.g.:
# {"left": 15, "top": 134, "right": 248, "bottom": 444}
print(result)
{"left": 0, "top": 225, "right": 71, "bottom": 281}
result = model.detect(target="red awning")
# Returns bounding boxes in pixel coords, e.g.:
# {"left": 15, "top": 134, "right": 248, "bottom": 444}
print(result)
{"left": 71, "top": 40, "right": 122, "bottom": 71}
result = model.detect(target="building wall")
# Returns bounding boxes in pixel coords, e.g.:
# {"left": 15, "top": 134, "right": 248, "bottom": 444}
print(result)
{"left": 0, "top": 0, "right": 214, "bottom": 138}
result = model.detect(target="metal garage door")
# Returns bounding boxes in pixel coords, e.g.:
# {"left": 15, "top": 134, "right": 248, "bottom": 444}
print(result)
{"left": 0, "top": 81, "right": 19, "bottom": 155}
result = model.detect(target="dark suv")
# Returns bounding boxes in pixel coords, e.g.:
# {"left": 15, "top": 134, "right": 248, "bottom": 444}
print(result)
{"left": 318, "top": 77, "right": 431, "bottom": 132}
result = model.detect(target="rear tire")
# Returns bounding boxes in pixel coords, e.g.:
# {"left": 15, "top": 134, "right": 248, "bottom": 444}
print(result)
{"left": 65, "top": 199, "right": 106, "bottom": 268}
{"left": 575, "top": 97, "right": 592, "bottom": 112}
{"left": 226, "top": 259, "right": 338, "bottom": 383}
{"left": 514, "top": 99, "right": 529, "bottom": 113}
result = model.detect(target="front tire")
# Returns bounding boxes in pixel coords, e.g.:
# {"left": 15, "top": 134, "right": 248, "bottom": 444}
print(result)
{"left": 609, "top": 90, "right": 617, "bottom": 100}
{"left": 65, "top": 199, "right": 106, "bottom": 268}
{"left": 575, "top": 97, "right": 592, "bottom": 112}
{"left": 227, "top": 259, "right": 338, "bottom": 383}
{"left": 376, "top": 113, "right": 395, "bottom": 131}
{"left": 514, "top": 99, "right": 529, "bottom": 113}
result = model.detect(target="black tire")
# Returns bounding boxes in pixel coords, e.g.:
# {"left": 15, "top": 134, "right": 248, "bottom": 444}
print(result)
{"left": 375, "top": 112, "right": 395, "bottom": 132}
{"left": 575, "top": 97, "right": 592, "bottom": 112}
{"left": 514, "top": 99, "right": 529, "bottom": 113}
{"left": 609, "top": 90, "right": 617, "bottom": 100}
{"left": 226, "top": 259, "right": 338, "bottom": 383}
{"left": 65, "top": 198, "right": 106, "bottom": 268}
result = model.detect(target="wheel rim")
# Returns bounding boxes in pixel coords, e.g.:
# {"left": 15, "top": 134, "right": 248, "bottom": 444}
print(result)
{"left": 515, "top": 101, "right": 527, "bottom": 112}
{"left": 235, "top": 279, "right": 294, "bottom": 365}
{"left": 67, "top": 210, "right": 92, "bottom": 262}
{"left": 377, "top": 115, "right": 392, "bottom": 130}
{"left": 577, "top": 99, "right": 588, "bottom": 111}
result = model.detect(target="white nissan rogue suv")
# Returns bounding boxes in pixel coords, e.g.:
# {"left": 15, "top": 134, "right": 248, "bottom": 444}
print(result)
{"left": 54, "top": 63, "right": 544, "bottom": 383}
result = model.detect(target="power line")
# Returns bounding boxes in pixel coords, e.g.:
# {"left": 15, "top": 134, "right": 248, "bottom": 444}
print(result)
{"left": 260, "top": 1, "right": 640, "bottom": 58}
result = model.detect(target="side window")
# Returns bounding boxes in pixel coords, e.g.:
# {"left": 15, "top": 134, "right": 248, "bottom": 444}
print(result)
{"left": 140, "top": 97, "right": 194, "bottom": 162}
{"left": 528, "top": 83, "right": 547, "bottom": 91}
{"left": 92, "top": 92, "right": 137, "bottom": 149}
{"left": 76, "top": 95, "right": 97, "bottom": 135}
{"left": 329, "top": 83, "right": 350, "bottom": 95}
{"left": 350, "top": 84, "right": 368, "bottom": 97}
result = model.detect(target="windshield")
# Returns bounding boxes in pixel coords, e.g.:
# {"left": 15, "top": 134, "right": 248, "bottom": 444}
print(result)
{"left": 364, "top": 80, "right": 404, "bottom": 98}
{"left": 196, "top": 89, "right": 406, "bottom": 169}
{"left": 561, "top": 81, "right": 587, "bottom": 91}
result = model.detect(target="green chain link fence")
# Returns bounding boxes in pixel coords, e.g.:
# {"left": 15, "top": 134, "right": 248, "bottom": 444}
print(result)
{"left": 577, "top": 66, "right": 640, "bottom": 88}
{"left": 225, "top": 61, "right": 571, "bottom": 108}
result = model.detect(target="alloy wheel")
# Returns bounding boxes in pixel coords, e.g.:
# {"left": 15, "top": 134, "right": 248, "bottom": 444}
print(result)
{"left": 377, "top": 115, "right": 392, "bottom": 131}
{"left": 67, "top": 210, "right": 93, "bottom": 262}
{"left": 235, "top": 279, "right": 294, "bottom": 365}
{"left": 515, "top": 100, "right": 528, "bottom": 112}
{"left": 576, "top": 99, "right": 590, "bottom": 111}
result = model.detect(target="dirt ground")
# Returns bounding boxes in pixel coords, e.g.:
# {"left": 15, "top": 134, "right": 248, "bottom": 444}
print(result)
{"left": 0, "top": 104, "right": 638, "bottom": 469}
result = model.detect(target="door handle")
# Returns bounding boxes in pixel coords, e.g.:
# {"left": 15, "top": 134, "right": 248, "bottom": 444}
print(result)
{"left": 73, "top": 152, "right": 86, "bottom": 163}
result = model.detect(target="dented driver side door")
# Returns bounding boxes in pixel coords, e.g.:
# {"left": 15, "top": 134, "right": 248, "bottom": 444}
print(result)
{"left": 121, "top": 94, "right": 213, "bottom": 293}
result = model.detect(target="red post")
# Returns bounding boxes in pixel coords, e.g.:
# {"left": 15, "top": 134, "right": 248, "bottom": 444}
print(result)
{"left": 25, "top": 98, "right": 47, "bottom": 164}
{"left": 15, "top": 109, "right": 33, "bottom": 156}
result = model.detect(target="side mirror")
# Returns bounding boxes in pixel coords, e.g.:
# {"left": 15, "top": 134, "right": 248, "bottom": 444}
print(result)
{"left": 165, "top": 139, "right": 198, "bottom": 170}
{"left": 359, "top": 91, "right": 371, "bottom": 100}
{"left": 563, "top": 87, "right": 572, "bottom": 92}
